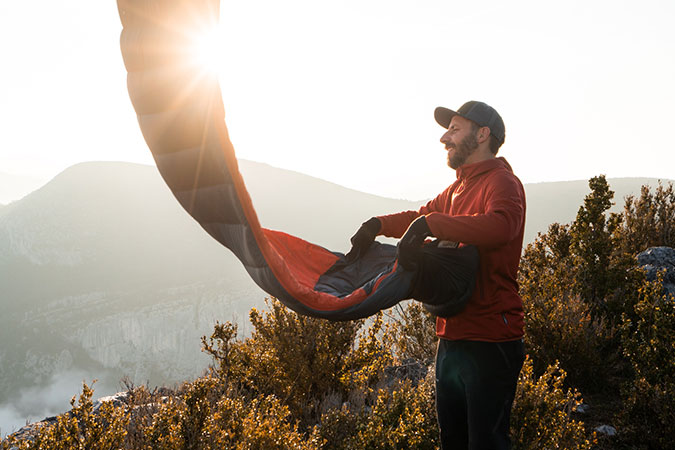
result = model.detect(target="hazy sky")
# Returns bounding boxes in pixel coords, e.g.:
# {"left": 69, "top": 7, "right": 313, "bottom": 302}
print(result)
{"left": 1, "top": 0, "right": 673, "bottom": 200}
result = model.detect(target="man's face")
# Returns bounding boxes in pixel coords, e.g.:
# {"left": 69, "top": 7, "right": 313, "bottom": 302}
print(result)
{"left": 440, "top": 116, "right": 479, "bottom": 169}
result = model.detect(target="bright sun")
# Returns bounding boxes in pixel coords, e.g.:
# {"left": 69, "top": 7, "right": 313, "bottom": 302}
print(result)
{"left": 189, "top": 25, "right": 225, "bottom": 75}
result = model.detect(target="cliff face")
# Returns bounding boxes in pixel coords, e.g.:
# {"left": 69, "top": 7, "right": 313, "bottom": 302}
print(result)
{"left": 20, "top": 281, "right": 251, "bottom": 382}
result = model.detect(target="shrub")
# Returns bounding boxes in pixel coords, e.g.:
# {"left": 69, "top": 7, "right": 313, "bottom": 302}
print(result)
{"left": 312, "top": 406, "right": 361, "bottom": 450}
{"left": 340, "top": 312, "right": 393, "bottom": 394}
{"left": 141, "top": 395, "right": 190, "bottom": 450}
{"left": 522, "top": 290, "right": 618, "bottom": 392}
{"left": 384, "top": 301, "right": 437, "bottom": 364}
{"left": 520, "top": 176, "right": 639, "bottom": 322}
{"left": 518, "top": 176, "right": 652, "bottom": 392}
{"left": 510, "top": 358, "right": 594, "bottom": 450}
{"left": 569, "top": 176, "right": 625, "bottom": 310}
{"left": 519, "top": 222, "right": 575, "bottom": 303}
{"left": 621, "top": 274, "right": 675, "bottom": 384}
{"left": 2, "top": 381, "right": 128, "bottom": 450}
{"left": 349, "top": 377, "right": 439, "bottom": 450}
{"left": 3, "top": 300, "right": 604, "bottom": 450}
{"left": 617, "top": 275, "right": 675, "bottom": 448}
{"left": 206, "top": 394, "right": 320, "bottom": 450}
{"left": 202, "top": 298, "right": 364, "bottom": 427}
{"left": 619, "top": 182, "right": 675, "bottom": 255}
{"left": 140, "top": 378, "right": 318, "bottom": 450}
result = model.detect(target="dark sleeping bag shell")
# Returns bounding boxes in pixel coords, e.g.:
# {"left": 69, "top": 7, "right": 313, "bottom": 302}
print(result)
{"left": 313, "top": 241, "right": 479, "bottom": 320}
{"left": 411, "top": 242, "right": 480, "bottom": 317}
{"left": 116, "top": 0, "right": 480, "bottom": 321}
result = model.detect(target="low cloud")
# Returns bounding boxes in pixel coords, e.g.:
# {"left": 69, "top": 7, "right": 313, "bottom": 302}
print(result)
{"left": 0, "top": 369, "right": 118, "bottom": 439}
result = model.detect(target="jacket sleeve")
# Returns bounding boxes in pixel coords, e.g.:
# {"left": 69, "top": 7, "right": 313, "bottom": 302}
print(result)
{"left": 425, "top": 173, "right": 525, "bottom": 247}
{"left": 375, "top": 185, "right": 454, "bottom": 238}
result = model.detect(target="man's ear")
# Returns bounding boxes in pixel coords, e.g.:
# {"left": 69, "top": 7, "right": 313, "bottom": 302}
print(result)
{"left": 477, "top": 126, "right": 491, "bottom": 143}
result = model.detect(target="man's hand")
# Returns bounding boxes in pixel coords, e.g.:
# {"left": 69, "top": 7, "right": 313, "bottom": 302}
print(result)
{"left": 346, "top": 217, "right": 381, "bottom": 261}
{"left": 397, "top": 216, "right": 432, "bottom": 270}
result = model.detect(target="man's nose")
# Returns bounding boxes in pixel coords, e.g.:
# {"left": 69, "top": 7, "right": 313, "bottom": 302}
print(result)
{"left": 440, "top": 131, "right": 451, "bottom": 144}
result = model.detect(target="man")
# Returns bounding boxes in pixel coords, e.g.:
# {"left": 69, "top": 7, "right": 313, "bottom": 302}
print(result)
{"left": 349, "top": 101, "right": 526, "bottom": 450}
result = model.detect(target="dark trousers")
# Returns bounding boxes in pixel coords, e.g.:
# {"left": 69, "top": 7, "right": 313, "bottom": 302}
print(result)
{"left": 435, "top": 338, "right": 525, "bottom": 450}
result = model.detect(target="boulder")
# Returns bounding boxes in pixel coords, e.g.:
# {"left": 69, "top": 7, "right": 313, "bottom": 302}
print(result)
{"left": 637, "top": 247, "right": 675, "bottom": 297}
{"left": 595, "top": 424, "right": 617, "bottom": 436}
{"left": 382, "top": 358, "right": 429, "bottom": 387}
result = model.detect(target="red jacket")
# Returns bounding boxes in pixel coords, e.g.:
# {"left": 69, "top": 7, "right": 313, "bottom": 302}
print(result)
{"left": 377, "top": 157, "right": 526, "bottom": 342}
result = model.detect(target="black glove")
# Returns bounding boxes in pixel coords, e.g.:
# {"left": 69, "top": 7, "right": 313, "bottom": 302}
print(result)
{"left": 346, "top": 217, "right": 381, "bottom": 261}
{"left": 397, "top": 216, "right": 432, "bottom": 271}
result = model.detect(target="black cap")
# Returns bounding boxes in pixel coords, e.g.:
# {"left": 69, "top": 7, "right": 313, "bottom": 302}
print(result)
{"left": 434, "top": 101, "right": 505, "bottom": 145}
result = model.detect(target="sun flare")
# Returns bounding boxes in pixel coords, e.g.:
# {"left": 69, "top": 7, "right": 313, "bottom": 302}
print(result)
{"left": 188, "top": 24, "right": 225, "bottom": 75}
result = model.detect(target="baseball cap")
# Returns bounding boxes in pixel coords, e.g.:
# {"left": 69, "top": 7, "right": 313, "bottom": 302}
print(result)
{"left": 434, "top": 101, "right": 505, "bottom": 145}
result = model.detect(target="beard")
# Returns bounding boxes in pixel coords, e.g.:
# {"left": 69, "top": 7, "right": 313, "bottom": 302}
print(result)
{"left": 446, "top": 132, "right": 479, "bottom": 169}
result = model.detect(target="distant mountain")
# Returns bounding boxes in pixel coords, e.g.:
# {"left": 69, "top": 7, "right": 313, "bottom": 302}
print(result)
{"left": 523, "top": 177, "right": 672, "bottom": 244}
{"left": 0, "top": 160, "right": 671, "bottom": 428}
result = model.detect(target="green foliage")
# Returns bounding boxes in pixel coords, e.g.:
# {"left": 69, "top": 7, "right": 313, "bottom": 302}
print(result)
{"left": 519, "top": 222, "right": 575, "bottom": 302}
{"left": 518, "top": 220, "right": 620, "bottom": 391}
{"left": 385, "top": 302, "right": 437, "bottom": 364}
{"left": 519, "top": 177, "right": 675, "bottom": 448}
{"left": 569, "top": 176, "right": 625, "bottom": 308}
{"left": 340, "top": 313, "right": 393, "bottom": 394}
{"left": 311, "top": 405, "right": 360, "bottom": 450}
{"left": 142, "top": 395, "right": 190, "bottom": 450}
{"left": 519, "top": 179, "right": 624, "bottom": 391}
{"left": 521, "top": 176, "right": 650, "bottom": 320}
{"left": 520, "top": 176, "right": 635, "bottom": 321}
{"left": 246, "top": 299, "right": 362, "bottom": 397}
{"left": 619, "top": 182, "right": 675, "bottom": 254}
{"left": 311, "top": 376, "right": 439, "bottom": 450}
{"left": 3, "top": 299, "right": 604, "bottom": 450}
{"left": 616, "top": 275, "right": 675, "bottom": 448}
{"left": 621, "top": 275, "right": 675, "bottom": 384}
{"left": 141, "top": 378, "right": 318, "bottom": 450}
{"left": 615, "top": 378, "right": 675, "bottom": 450}
{"left": 349, "top": 377, "right": 439, "bottom": 450}
{"left": 200, "top": 321, "right": 239, "bottom": 382}
{"left": 203, "top": 299, "right": 366, "bottom": 426}
{"left": 522, "top": 290, "right": 617, "bottom": 391}
{"left": 511, "top": 358, "right": 595, "bottom": 450}
{"left": 205, "top": 393, "right": 320, "bottom": 450}
{"left": 518, "top": 176, "right": 661, "bottom": 391}
{"left": 3, "top": 381, "right": 128, "bottom": 450}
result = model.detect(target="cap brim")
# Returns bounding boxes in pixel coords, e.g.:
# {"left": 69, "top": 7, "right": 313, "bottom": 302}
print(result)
{"left": 434, "top": 107, "right": 457, "bottom": 129}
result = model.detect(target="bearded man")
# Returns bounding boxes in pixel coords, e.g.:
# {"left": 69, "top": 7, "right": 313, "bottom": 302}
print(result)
{"left": 349, "top": 101, "right": 526, "bottom": 450}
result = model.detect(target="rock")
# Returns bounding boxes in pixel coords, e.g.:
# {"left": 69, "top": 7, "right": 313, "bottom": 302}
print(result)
{"left": 637, "top": 247, "right": 675, "bottom": 297}
{"left": 92, "top": 391, "right": 129, "bottom": 413}
{"left": 382, "top": 358, "right": 429, "bottom": 386}
{"left": 4, "top": 416, "right": 59, "bottom": 445}
{"left": 574, "top": 403, "right": 590, "bottom": 414}
{"left": 595, "top": 424, "right": 617, "bottom": 436}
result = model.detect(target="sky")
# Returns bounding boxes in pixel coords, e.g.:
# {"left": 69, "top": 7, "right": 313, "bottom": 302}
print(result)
{"left": 1, "top": 0, "right": 674, "bottom": 201}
